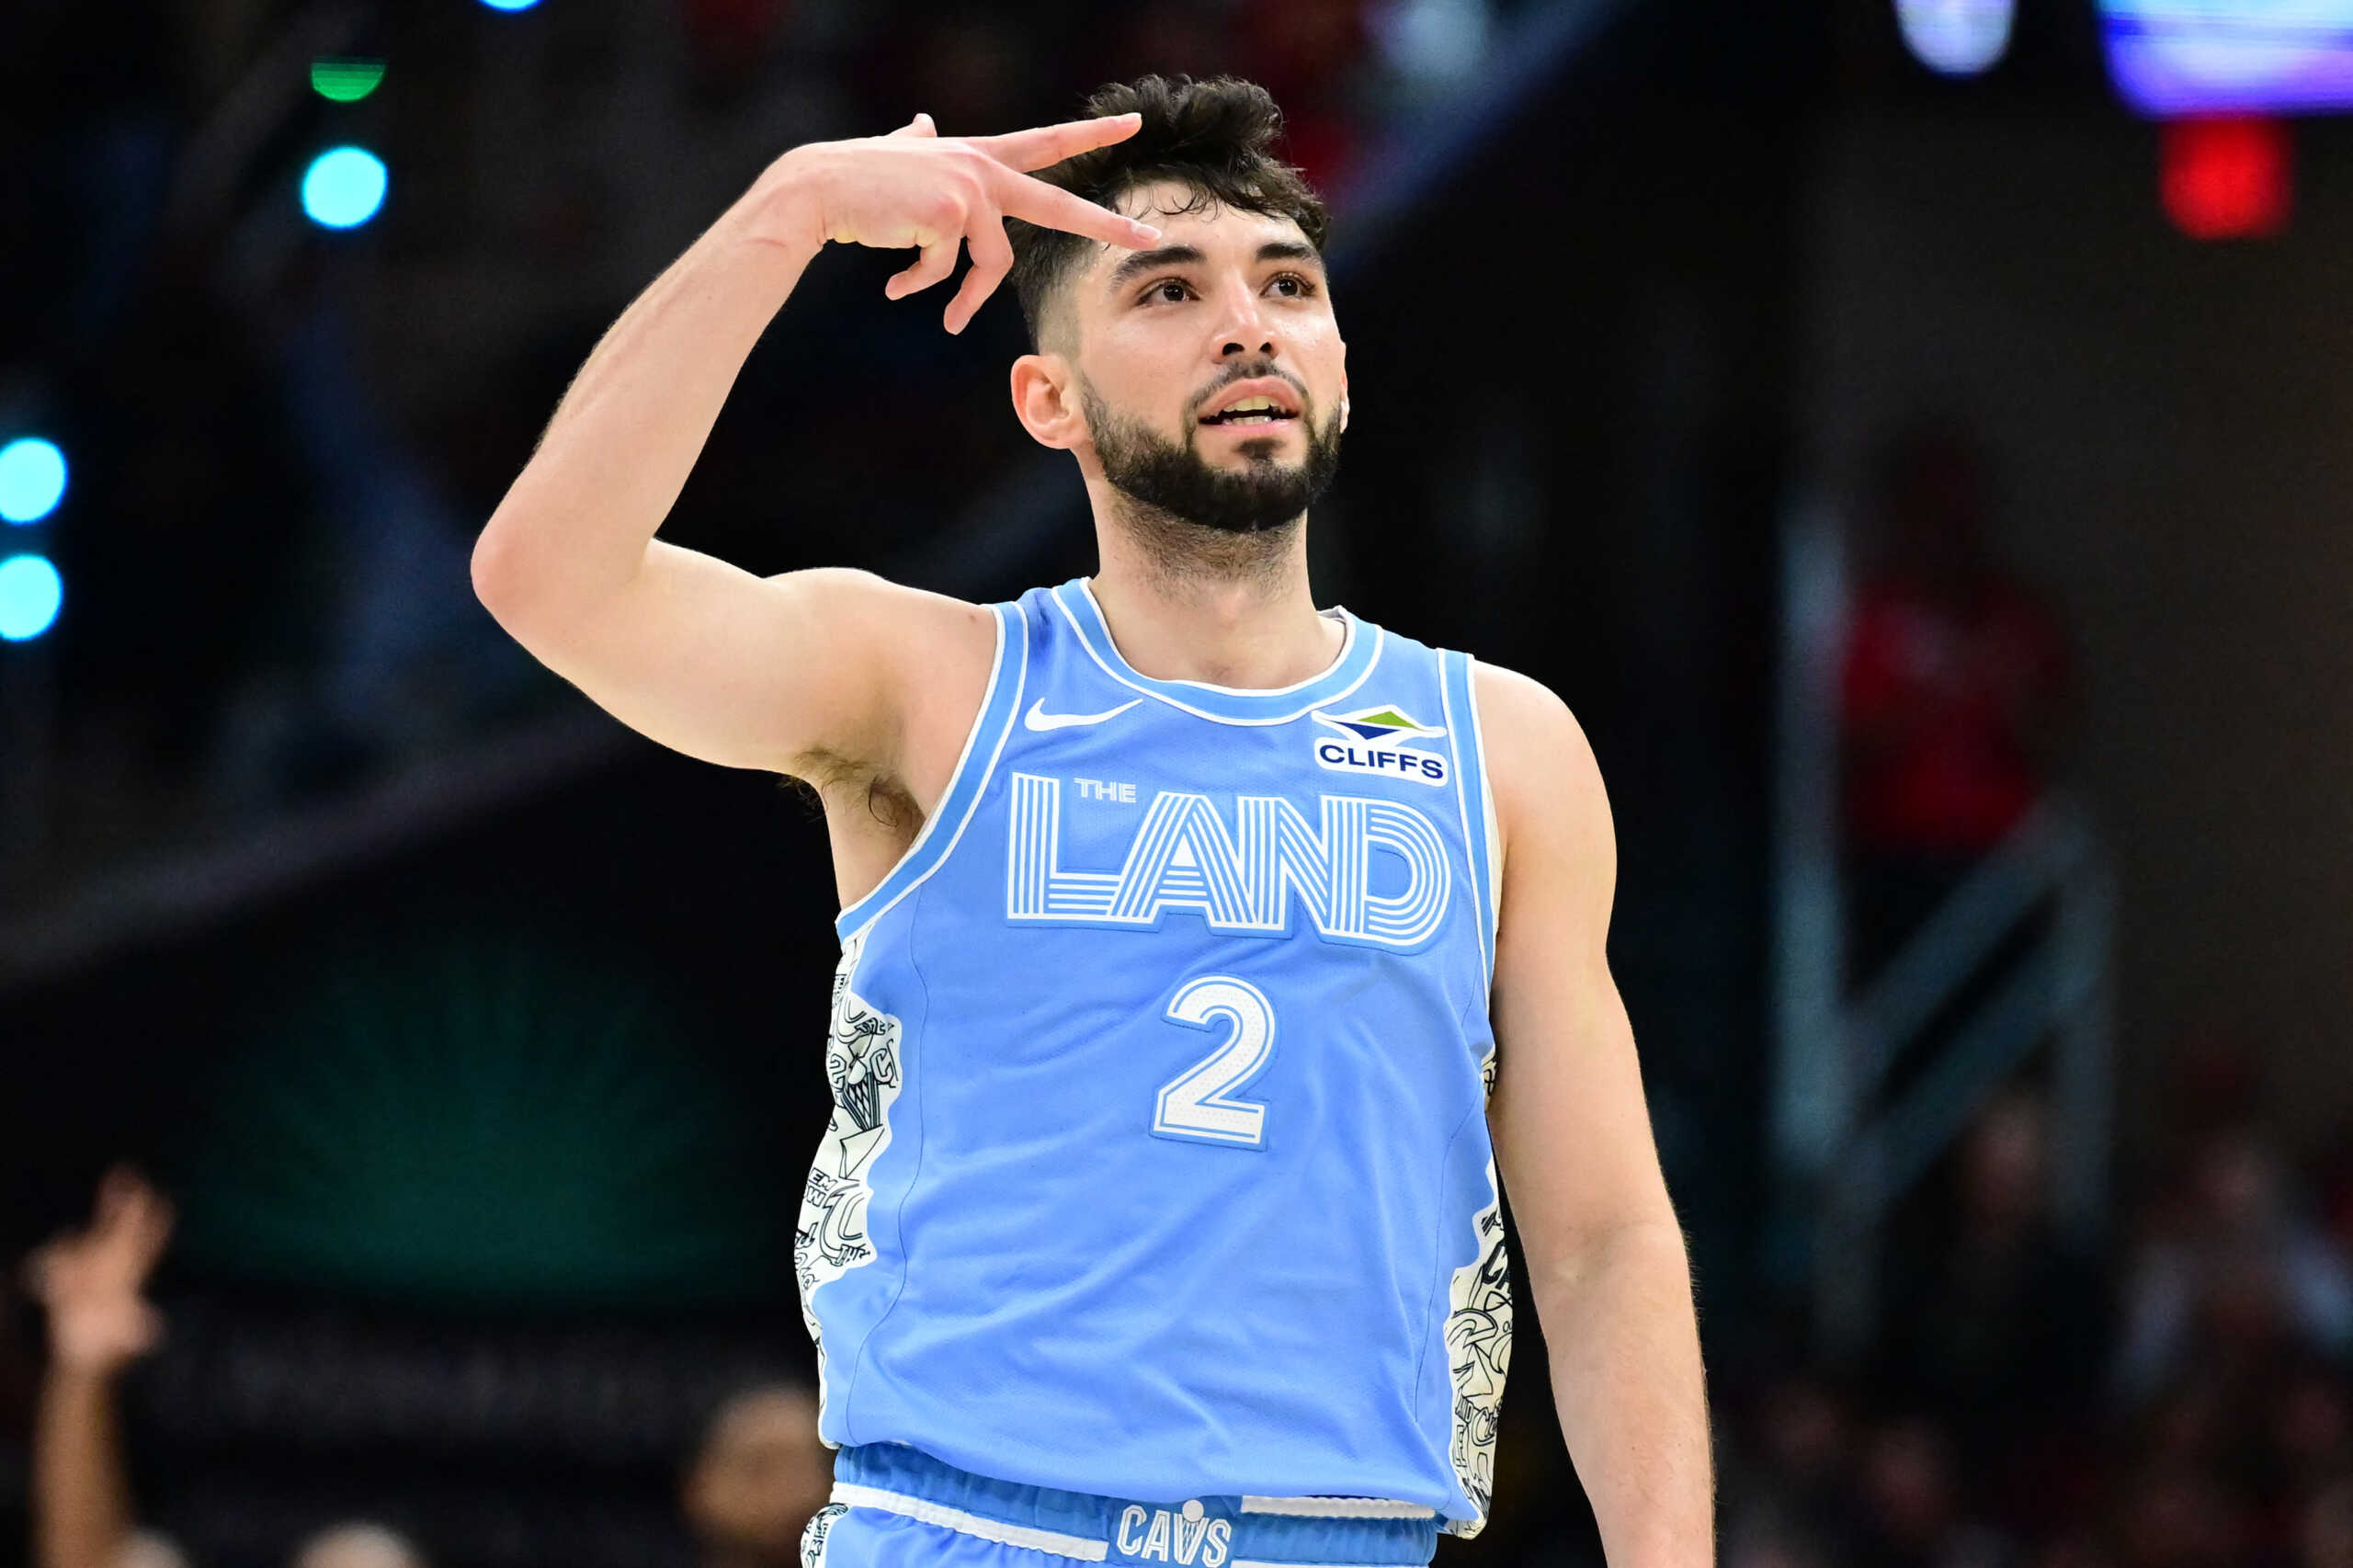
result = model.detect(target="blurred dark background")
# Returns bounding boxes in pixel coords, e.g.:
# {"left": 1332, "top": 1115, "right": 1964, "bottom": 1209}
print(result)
{"left": 10, "top": 0, "right": 2353, "bottom": 1563}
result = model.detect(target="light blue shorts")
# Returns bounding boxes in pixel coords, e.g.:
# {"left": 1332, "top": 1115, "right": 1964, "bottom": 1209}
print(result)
{"left": 803, "top": 1503, "right": 1099, "bottom": 1567}
{"left": 800, "top": 1442, "right": 1442, "bottom": 1568}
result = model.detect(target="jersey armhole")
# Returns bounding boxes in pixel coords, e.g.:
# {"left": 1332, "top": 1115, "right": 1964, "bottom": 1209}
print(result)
{"left": 833, "top": 600, "right": 1029, "bottom": 941}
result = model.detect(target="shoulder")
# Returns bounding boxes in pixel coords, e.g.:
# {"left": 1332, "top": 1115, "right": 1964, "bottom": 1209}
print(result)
{"left": 764, "top": 566, "right": 999, "bottom": 646}
{"left": 1468, "top": 658, "right": 1614, "bottom": 888}
{"left": 763, "top": 567, "right": 1002, "bottom": 695}
{"left": 1469, "top": 659, "right": 1606, "bottom": 808}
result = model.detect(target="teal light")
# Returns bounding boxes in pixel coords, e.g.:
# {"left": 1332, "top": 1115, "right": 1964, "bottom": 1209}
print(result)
{"left": 0, "top": 553, "right": 63, "bottom": 640}
{"left": 301, "top": 145, "right": 388, "bottom": 229}
{"left": 0, "top": 437, "right": 67, "bottom": 523}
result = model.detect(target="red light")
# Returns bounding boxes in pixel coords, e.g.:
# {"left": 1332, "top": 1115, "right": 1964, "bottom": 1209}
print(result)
{"left": 2161, "top": 116, "right": 2291, "bottom": 240}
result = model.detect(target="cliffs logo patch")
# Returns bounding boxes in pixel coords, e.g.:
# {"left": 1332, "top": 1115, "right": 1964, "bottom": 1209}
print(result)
{"left": 1311, "top": 704, "right": 1449, "bottom": 788}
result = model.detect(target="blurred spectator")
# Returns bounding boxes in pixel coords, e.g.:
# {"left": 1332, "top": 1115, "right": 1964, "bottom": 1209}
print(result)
{"left": 681, "top": 1382, "right": 834, "bottom": 1568}
{"left": 1877, "top": 1088, "right": 2109, "bottom": 1533}
{"left": 1840, "top": 421, "right": 2074, "bottom": 981}
{"left": 2114, "top": 1125, "right": 2353, "bottom": 1407}
{"left": 1851, "top": 1414, "right": 2013, "bottom": 1568}
{"left": 19, "top": 1167, "right": 429, "bottom": 1568}
{"left": 1720, "top": 1368, "right": 1866, "bottom": 1567}
{"left": 1713, "top": 1072, "right": 2353, "bottom": 1568}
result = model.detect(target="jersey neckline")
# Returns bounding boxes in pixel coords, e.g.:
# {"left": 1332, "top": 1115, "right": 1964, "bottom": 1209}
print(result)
{"left": 1048, "top": 577, "right": 1381, "bottom": 726}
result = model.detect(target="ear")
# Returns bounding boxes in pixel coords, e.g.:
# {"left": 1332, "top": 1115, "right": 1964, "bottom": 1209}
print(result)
{"left": 1011, "top": 352, "right": 1086, "bottom": 451}
{"left": 1338, "top": 371, "right": 1350, "bottom": 435}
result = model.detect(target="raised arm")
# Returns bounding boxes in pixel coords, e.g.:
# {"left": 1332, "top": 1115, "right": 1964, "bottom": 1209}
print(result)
{"left": 1477, "top": 663, "right": 1715, "bottom": 1567}
{"left": 23, "top": 1170, "right": 175, "bottom": 1568}
{"left": 469, "top": 112, "right": 1163, "bottom": 779}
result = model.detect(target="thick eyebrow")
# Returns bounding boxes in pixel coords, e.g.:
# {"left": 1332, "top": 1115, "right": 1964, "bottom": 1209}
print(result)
{"left": 1106, "top": 244, "right": 1205, "bottom": 294}
{"left": 1104, "top": 240, "right": 1328, "bottom": 295}
{"left": 1256, "top": 240, "right": 1324, "bottom": 271}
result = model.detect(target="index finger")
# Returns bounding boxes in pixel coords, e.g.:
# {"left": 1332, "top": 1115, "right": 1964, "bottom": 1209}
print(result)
{"left": 992, "top": 166, "right": 1163, "bottom": 250}
{"left": 971, "top": 110, "right": 1143, "bottom": 174}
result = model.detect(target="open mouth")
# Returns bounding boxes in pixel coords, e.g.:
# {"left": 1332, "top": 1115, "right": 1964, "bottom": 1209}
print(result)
{"left": 1199, "top": 395, "right": 1300, "bottom": 428}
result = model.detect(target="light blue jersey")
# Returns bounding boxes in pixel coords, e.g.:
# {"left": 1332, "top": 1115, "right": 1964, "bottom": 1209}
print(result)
{"left": 792, "top": 576, "right": 1512, "bottom": 1544}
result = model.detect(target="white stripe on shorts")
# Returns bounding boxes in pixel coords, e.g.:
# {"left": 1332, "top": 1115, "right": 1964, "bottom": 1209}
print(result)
{"left": 829, "top": 1483, "right": 1110, "bottom": 1562}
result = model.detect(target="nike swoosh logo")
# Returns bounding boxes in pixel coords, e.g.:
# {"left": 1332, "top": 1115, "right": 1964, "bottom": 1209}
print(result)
{"left": 1023, "top": 698, "right": 1142, "bottom": 732}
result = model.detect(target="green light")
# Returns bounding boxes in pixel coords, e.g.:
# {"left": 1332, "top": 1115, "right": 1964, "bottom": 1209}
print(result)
{"left": 311, "top": 56, "right": 386, "bottom": 102}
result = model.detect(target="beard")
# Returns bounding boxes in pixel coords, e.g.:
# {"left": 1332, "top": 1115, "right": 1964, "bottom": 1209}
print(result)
{"left": 1079, "top": 372, "right": 1343, "bottom": 539}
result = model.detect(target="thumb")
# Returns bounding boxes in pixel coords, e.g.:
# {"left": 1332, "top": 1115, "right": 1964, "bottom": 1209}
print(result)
{"left": 889, "top": 111, "right": 937, "bottom": 139}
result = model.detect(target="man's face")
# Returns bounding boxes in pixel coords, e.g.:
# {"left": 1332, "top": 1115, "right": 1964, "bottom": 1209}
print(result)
{"left": 1032, "top": 179, "right": 1348, "bottom": 532}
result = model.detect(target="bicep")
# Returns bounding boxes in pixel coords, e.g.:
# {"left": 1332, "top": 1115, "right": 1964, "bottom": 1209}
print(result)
{"left": 1476, "top": 664, "right": 1677, "bottom": 1286}
{"left": 485, "top": 548, "right": 965, "bottom": 776}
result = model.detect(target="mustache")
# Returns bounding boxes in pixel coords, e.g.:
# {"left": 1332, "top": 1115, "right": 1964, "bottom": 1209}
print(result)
{"left": 1187, "top": 360, "right": 1313, "bottom": 419}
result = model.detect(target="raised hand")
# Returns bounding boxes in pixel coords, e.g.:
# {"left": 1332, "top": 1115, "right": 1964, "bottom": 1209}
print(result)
{"left": 21, "top": 1168, "right": 175, "bottom": 1378}
{"left": 764, "top": 110, "right": 1165, "bottom": 335}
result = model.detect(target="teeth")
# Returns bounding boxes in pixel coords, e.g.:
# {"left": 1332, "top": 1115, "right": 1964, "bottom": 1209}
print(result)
{"left": 1204, "top": 393, "right": 1292, "bottom": 425}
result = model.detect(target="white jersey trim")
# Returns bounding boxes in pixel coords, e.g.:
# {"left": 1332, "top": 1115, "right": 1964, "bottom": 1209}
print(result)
{"left": 1466, "top": 654, "right": 1503, "bottom": 994}
{"left": 1051, "top": 585, "right": 1382, "bottom": 726}
{"left": 835, "top": 602, "right": 1029, "bottom": 943}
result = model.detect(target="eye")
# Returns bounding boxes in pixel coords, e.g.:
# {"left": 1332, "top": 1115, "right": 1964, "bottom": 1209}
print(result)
{"left": 1146, "top": 278, "right": 1191, "bottom": 304}
{"left": 1268, "top": 273, "right": 1319, "bottom": 299}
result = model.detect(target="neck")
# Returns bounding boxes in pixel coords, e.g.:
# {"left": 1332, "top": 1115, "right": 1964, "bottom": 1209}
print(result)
{"left": 1086, "top": 497, "right": 1338, "bottom": 690}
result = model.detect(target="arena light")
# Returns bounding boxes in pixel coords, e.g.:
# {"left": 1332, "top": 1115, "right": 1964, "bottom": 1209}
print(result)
{"left": 2101, "top": 0, "right": 2353, "bottom": 115}
{"left": 1368, "top": 0, "right": 1493, "bottom": 85}
{"left": 310, "top": 57, "right": 386, "bottom": 102}
{"left": 301, "top": 146, "right": 387, "bottom": 230}
{"left": 0, "top": 437, "right": 67, "bottom": 524}
{"left": 2162, "top": 116, "right": 2292, "bottom": 238}
{"left": 0, "top": 553, "right": 63, "bottom": 641}
{"left": 1894, "top": 0, "right": 2015, "bottom": 76}
{"left": 478, "top": 0, "right": 542, "bottom": 12}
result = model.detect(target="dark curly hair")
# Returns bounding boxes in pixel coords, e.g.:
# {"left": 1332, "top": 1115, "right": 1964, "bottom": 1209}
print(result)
{"left": 1006, "top": 74, "right": 1330, "bottom": 350}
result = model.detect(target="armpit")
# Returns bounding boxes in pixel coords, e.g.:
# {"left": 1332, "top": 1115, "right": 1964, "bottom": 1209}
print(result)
{"left": 781, "top": 745, "right": 922, "bottom": 835}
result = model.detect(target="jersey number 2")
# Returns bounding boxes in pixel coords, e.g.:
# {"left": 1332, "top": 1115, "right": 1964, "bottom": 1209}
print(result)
{"left": 1153, "top": 976, "right": 1276, "bottom": 1149}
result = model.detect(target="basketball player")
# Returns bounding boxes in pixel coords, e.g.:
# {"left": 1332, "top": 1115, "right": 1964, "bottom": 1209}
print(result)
{"left": 472, "top": 74, "right": 1712, "bottom": 1568}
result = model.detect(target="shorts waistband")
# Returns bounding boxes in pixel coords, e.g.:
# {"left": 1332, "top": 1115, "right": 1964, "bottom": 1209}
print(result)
{"left": 831, "top": 1442, "right": 1441, "bottom": 1567}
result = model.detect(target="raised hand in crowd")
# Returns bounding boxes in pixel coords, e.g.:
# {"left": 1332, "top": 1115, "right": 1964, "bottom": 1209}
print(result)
{"left": 21, "top": 1166, "right": 176, "bottom": 1568}
{"left": 24, "top": 1167, "right": 175, "bottom": 1379}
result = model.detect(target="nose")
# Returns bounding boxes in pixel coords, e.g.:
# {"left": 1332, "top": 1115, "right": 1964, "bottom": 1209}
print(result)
{"left": 1214, "top": 282, "right": 1277, "bottom": 361}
